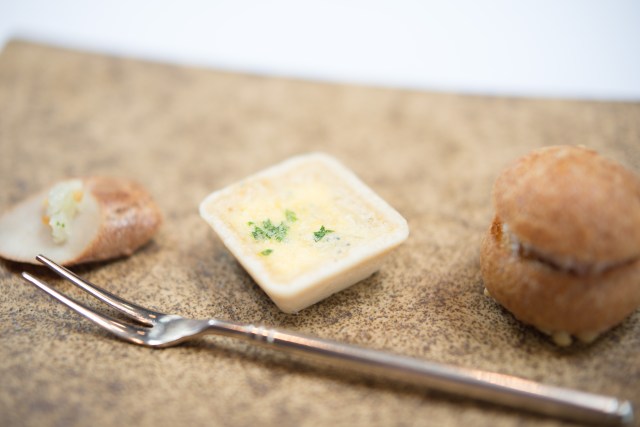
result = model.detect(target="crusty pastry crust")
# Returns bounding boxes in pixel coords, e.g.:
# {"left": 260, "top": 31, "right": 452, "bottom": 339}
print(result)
{"left": 0, "top": 176, "right": 162, "bottom": 266}
{"left": 482, "top": 145, "right": 640, "bottom": 344}
{"left": 69, "top": 176, "right": 163, "bottom": 264}
{"left": 493, "top": 145, "right": 640, "bottom": 272}
{"left": 481, "top": 216, "right": 640, "bottom": 340}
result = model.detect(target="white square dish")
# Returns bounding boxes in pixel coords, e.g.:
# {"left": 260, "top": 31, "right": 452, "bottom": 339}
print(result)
{"left": 199, "top": 153, "right": 409, "bottom": 313}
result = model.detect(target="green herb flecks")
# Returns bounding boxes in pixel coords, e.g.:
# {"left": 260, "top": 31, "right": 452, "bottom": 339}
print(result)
{"left": 250, "top": 219, "right": 288, "bottom": 241}
{"left": 249, "top": 210, "right": 297, "bottom": 243}
{"left": 313, "top": 225, "right": 334, "bottom": 242}
{"left": 260, "top": 249, "right": 273, "bottom": 256}
{"left": 285, "top": 209, "right": 297, "bottom": 223}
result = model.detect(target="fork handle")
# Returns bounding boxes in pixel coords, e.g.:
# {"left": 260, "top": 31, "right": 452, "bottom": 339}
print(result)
{"left": 206, "top": 319, "right": 632, "bottom": 426}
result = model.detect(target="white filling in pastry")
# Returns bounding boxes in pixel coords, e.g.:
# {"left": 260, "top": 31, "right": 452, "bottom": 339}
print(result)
{"left": 42, "top": 179, "right": 85, "bottom": 244}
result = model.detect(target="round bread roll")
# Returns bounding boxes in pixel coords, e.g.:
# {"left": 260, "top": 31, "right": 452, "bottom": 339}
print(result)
{"left": 0, "top": 176, "right": 162, "bottom": 266}
{"left": 480, "top": 145, "right": 640, "bottom": 345}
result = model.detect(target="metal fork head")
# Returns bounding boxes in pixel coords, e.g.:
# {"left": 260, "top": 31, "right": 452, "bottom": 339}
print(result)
{"left": 22, "top": 255, "right": 210, "bottom": 347}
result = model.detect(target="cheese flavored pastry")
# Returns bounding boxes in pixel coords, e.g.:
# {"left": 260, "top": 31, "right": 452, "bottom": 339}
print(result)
{"left": 481, "top": 145, "right": 640, "bottom": 345}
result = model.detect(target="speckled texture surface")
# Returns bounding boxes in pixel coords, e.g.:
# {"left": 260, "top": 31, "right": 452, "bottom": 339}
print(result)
{"left": 0, "top": 40, "right": 639, "bottom": 427}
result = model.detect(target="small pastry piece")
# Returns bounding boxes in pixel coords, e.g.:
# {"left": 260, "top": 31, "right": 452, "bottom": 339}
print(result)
{"left": 480, "top": 145, "right": 640, "bottom": 345}
{"left": 0, "top": 177, "right": 162, "bottom": 265}
{"left": 200, "top": 153, "right": 409, "bottom": 313}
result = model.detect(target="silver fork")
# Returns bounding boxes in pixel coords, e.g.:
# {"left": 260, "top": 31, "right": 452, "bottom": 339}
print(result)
{"left": 22, "top": 255, "right": 633, "bottom": 426}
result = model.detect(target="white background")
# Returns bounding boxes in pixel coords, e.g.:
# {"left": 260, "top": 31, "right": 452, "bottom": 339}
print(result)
{"left": 0, "top": 0, "right": 639, "bottom": 101}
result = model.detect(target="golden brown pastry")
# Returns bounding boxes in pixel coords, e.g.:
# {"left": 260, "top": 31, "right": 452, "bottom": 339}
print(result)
{"left": 0, "top": 177, "right": 162, "bottom": 265}
{"left": 480, "top": 145, "right": 640, "bottom": 345}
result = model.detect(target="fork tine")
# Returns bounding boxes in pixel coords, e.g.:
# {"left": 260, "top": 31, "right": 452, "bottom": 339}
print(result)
{"left": 22, "top": 272, "right": 150, "bottom": 345}
{"left": 34, "top": 254, "right": 161, "bottom": 325}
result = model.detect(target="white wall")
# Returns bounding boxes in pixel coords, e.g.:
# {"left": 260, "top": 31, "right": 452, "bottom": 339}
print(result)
{"left": 1, "top": 0, "right": 639, "bottom": 100}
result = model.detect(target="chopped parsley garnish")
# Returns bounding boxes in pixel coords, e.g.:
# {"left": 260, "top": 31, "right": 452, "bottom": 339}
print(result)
{"left": 249, "top": 210, "right": 297, "bottom": 243}
{"left": 250, "top": 219, "right": 289, "bottom": 241}
{"left": 249, "top": 211, "right": 334, "bottom": 249}
{"left": 285, "top": 209, "right": 297, "bottom": 223}
{"left": 313, "top": 225, "right": 334, "bottom": 242}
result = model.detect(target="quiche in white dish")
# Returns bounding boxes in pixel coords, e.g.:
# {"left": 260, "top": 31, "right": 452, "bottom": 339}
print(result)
{"left": 199, "top": 153, "right": 409, "bottom": 313}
